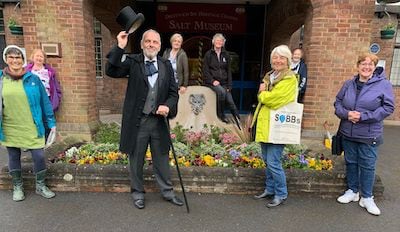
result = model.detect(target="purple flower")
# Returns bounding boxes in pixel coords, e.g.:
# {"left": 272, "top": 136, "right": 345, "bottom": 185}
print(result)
{"left": 229, "top": 149, "right": 240, "bottom": 159}
{"left": 299, "top": 154, "right": 308, "bottom": 165}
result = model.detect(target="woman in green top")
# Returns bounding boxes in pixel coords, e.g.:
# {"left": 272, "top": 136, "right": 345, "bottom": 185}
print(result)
{"left": 0, "top": 45, "right": 56, "bottom": 201}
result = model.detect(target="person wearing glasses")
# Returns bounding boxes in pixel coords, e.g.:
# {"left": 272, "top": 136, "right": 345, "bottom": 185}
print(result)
{"left": 334, "top": 53, "right": 394, "bottom": 216}
{"left": 0, "top": 45, "right": 56, "bottom": 201}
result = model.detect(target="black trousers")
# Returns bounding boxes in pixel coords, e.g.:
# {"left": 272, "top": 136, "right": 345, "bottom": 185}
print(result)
{"left": 129, "top": 115, "right": 175, "bottom": 200}
{"left": 209, "top": 85, "right": 239, "bottom": 119}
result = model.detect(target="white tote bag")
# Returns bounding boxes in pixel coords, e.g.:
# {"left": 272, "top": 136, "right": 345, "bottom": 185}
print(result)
{"left": 268, "top": 101, "right": 303, "bottom": 144}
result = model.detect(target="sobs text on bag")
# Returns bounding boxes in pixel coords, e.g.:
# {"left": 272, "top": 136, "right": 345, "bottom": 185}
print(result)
{"left": 268, "top": 102, "right": 303, "bottom": 144}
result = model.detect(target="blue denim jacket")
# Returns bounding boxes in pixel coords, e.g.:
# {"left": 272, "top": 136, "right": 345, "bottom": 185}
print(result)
{"left": 0, "top": 70, "right": 56, "bottom": 140}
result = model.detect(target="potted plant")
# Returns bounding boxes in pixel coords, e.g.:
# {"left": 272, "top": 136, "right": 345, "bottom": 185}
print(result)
{"left": 8, "top": 17, "right": 23, "bottom": 35}
{"left": 380, "top": 22, "right": 396, "bottom": 39}
{"left": 377, "top": 0, "right": 400, "bottom": 3}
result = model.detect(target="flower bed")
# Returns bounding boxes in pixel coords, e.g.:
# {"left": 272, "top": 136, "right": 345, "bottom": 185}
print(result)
{"left": 50, "top": 123, "right": 334, "bottom": 171}
{"left": 0, "top": 124, "right": 384, "bottom": 197}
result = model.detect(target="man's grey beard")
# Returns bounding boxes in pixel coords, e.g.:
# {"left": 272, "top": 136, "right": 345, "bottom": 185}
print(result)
{"left": 143, "top": 49, "right": 159, "bottom": 59}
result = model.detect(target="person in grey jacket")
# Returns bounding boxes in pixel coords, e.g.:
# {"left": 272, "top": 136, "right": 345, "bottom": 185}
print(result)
{"left": 334, "top": 53, "right": 395, "bottom": 216}
{"left": 163, "top": 33, "right": 189, "bottom": 94}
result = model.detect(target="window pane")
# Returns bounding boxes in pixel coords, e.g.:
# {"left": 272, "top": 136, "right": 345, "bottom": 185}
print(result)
{"left": 390, "top": 48, "right": 400, "bottom": 86}
{"left": 93, "top": 18, "right": 101, "bottom": 35}
{"left": 94, "top": 38, "right": 103, "bottom": 77}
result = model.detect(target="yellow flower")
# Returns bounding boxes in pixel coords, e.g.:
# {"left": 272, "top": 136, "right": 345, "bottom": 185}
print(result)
{"left": 107, "top": 152, "right": 118, "bottom": 161}
{"left": 178, "top": 157, "right": 185, "bottom": 164}
{"left": 184, "top": 161, "right": 191, "bottom": 167}
{"left": 308, "top": 158, "right": 316, "bottom": 168}
{"left": 146, "top": 149, "right": 152, "bottom": 159}
{"left": 203, "top": 155, "right": 215, "bottom": 167}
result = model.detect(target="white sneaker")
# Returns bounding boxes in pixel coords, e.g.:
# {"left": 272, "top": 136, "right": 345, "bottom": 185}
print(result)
{"left": 359, "top": 197, "right": 381, "bottom": 216}
{"left": 337, "top": 189, "right": 360, "bottom": 203}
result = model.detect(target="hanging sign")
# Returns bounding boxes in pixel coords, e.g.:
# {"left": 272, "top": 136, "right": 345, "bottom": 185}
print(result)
{"left": 156, "top": 3, "right": 246, "bottom": 34}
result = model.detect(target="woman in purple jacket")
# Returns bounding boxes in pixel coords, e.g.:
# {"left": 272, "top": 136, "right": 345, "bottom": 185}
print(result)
{"left": 26, "top": 49, "right": 62, "bottom": 138}
{"left": 334, "top": 53, "right": 395, "bottom": 216}
{"left": 26, "top": 49, "right": 62, "bottom": 112}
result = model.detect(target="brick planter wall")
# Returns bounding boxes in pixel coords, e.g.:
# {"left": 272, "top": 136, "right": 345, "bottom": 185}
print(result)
{"left": 0, "top": 158, "right": 384, "bottom": 199}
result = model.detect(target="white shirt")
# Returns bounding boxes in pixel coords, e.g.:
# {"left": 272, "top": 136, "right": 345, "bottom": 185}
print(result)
{"left": 144, "top": 57, "right": 158, "bottom": 88}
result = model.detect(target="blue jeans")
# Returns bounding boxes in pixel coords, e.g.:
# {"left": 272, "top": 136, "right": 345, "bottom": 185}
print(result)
{"left": 342, "top": 139, "right": 378, "bottom": 198}
{"left": 260, "top": 143, "right": 287, "bottom": 199}
{"left": 7, "top": 147, "right": 46, "bottom": 173}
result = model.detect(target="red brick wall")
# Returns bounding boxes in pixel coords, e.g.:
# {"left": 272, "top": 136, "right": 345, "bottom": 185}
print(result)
{"left": 3, "top": 5, "right": 24, "bottom": 48}
{"left": 370, "top": 15, "right": 399, "bottom": 121}
{"left": 95, "top": 25, "right": 127, "bottom": 114}
{"left": 302, "top": 0, "right": 376, "bottom": 136}
{"left": 20, "top": 0, "right": 99, "bottom": 139}
{"left": 3, "top": 0, "right": 398, "bottom": 140}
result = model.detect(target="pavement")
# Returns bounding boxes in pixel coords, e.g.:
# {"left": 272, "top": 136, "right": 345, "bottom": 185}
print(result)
{"left": 0, "top": 125, "right": 399, "bottom": 232}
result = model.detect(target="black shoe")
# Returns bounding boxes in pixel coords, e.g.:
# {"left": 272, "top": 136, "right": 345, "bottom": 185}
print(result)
{"left": 266, "top": 198, "right": 286, "bottom": 208}
{"left": 133, "top": 199, "right": 145, "bottom": 209}
{"left": 219, "top": 117, "right": 229, "bottom": 123}
{"left": 253, "top": 192, "right": 274, "bottom": 200}
{"left": 165, "top": 196, "right": 184, "bottom": 206}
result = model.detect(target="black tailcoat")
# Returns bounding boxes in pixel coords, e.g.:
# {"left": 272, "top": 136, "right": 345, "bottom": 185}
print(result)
{"left": 106, "top": 46, "right": 178, "bottom": 155}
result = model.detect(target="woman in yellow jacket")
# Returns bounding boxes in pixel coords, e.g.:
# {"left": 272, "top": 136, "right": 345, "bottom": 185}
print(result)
{"left": 252, "top": 45, "right": 298, "bottom": 208}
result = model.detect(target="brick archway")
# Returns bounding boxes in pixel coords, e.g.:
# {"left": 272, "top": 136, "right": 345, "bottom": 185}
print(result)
{"left": 261, "top": 0, "right": 377, "bottom": 136}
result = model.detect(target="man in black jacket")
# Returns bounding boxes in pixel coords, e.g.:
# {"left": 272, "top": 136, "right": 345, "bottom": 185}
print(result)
{"left": 106, "top": 29, "right": 183, "bottom": 209}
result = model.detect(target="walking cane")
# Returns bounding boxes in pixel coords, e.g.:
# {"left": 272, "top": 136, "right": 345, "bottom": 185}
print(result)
{"left": 164, "top": 117, "right": 190, "bottom": 213}
{"left": 232, "top": 114, "right": 242, "bottom": 131}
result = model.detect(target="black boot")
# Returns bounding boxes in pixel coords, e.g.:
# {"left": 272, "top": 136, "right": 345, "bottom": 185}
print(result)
{"left": 231, "top": 111, "right": 241, "bottom": 130}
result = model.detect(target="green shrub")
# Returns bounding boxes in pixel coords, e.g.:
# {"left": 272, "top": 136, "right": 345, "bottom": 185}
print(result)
{"left": 93, "top": 123, "right": 121, "bottom": 144}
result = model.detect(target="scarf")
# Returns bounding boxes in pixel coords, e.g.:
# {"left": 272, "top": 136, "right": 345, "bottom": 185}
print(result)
{"left": 3, "top": 67, "right": 27, "bottom": 80}
{"left": 262, "top": 68, "right": 295, "bottom": 91}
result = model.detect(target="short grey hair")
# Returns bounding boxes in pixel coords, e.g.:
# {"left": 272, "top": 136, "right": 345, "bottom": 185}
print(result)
{"left": 212, "top": 33, "right": 226, "bottom": 46}
{"left": 140, "top": 29, "right": 161, "bottom": 45}
{"left": 170, "top": 33, "right": 183, "bottom": 44}
{"left": 270, "top": 45, "right": 292, "bottom": 68}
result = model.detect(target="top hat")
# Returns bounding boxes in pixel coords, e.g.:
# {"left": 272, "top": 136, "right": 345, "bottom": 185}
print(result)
{"left": 116, "top": 6, "right": 145, "bottom": 34}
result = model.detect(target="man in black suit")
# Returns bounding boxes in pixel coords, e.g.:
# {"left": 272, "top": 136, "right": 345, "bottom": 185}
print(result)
{"left": 106, "top": 29, "right": 183, "bottom": 209}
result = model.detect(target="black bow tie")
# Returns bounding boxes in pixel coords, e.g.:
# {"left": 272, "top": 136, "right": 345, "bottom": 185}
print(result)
{"left": 145, "top": 60, "right": 158, "bottom": 76}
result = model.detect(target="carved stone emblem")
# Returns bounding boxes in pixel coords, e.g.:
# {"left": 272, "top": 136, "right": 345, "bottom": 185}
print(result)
{"left": 189, "top": 94, "right": 206, "bottom": 115}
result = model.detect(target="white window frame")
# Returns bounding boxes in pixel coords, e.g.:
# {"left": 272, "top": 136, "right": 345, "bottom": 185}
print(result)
{"left": 389, "top": 25, "right": 400, "bottom": 86}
